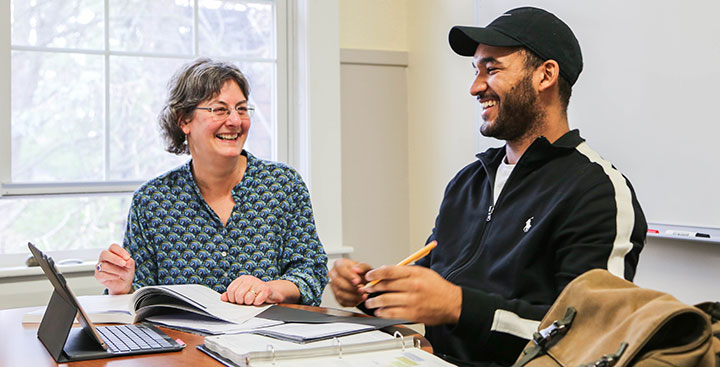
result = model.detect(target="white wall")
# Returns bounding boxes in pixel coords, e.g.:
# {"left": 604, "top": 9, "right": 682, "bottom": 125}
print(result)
{"left": 406, "top": 0, "right": 479, "bottom": 249}
{"left": 339, "top": 0, "right": 407, "bottom": 51}
{"left": 340, "top": 49, "right": 410, "bottom": 267}
{"left": 634, "top": 238, "right": 720, "bottom": 305}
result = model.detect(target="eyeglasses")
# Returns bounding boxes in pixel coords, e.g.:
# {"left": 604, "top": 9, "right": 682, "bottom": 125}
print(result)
{"left": 194, "top": 105, "right": 255, "bottom": 121}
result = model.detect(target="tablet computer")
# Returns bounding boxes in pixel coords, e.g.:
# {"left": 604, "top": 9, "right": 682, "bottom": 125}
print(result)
{"left": 28, "top": 242, "right": 185, "bottom": 362}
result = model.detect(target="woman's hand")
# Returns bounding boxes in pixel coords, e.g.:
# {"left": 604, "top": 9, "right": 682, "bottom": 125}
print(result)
{"left": 221, "top": 275, "right": 300, "bottom": 305}
{"left": 94, "top": 243, "right": 135, "bottom": 295}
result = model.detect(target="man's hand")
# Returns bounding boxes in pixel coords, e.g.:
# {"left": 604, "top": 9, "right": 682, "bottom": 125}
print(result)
{"left": 221, "top": 275, "right": 300, "bottom": 305}
{"left": 329, "top": 258, "right": 373, "bottom": 307}
{"left": 362, "top": 265, "right": 462, "bottom": 326}
{"left": 94, "top": 243, "right": 135, "bottom": 295}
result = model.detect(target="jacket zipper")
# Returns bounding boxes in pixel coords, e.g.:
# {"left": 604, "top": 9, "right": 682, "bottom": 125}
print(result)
{"left": 445, "top": 210, "right": 494, "bottom": 282}
{"left": 443, "top": 159, "right": 524, "bottom": 282}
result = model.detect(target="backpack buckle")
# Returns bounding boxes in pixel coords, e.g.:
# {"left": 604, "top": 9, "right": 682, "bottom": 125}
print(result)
{"left": 533, "top": 307, "right": 576, "bottom": 349}
{"left": 580, "top": 342, "right": 628, "bottom": 367}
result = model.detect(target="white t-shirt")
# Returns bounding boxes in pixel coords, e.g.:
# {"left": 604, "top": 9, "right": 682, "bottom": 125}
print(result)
{"left": 493, "top": 157, "right": 515, "bottom": 204}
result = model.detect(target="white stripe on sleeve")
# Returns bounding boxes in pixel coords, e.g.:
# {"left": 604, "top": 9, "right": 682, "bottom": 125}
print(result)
{"left": 490, "top": 309, "right": 540, "bottom": 340}
{"left": 575, "top": 142, "right": 635, "bottom": 278}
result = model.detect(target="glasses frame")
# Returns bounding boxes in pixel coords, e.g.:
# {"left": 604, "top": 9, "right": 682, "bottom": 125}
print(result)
{"left": 194, "top": 105, "right": 255, "bottom": 121}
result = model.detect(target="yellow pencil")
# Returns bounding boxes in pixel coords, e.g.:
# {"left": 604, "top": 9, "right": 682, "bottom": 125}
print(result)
{"left": 365, "top": 241, "right": 437, "bottom": 287}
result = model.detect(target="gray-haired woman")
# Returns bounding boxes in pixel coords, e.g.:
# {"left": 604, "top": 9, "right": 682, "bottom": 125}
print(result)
{"left": 94, "top": 58, "right": 328, "bottom": 306}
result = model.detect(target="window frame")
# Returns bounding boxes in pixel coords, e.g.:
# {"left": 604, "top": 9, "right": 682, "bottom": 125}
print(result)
{"left": 0, "top": 0, "right": 290, "bottom": 265}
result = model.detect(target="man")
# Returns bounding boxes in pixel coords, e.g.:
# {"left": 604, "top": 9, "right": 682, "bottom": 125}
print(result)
{"left": 329, "top": 7, "right": 646, "bottom": 367}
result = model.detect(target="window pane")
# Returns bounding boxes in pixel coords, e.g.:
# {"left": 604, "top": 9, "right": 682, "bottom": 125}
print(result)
{"left": 198, "top": 0, "right": 274, "bottom": 58}
{"left": 237, "top": 61, "right": 275, "bottom": 160}
{"left": 109, "top": 0, "right": 194, "bottom": 54}
{"left": 108, "top": 56, "right": 189, "bottom": 181}
{"left": 11, "top": 0, "right": 104, "bottom": 50}
{"left": 12, "top": 51, "right": 104, "bottom": 182}
{"left": 0, "top": 195, "right": 131, "bottom": 255}
{"left": 5, "top": 1, "right": 281, "bottom": 257}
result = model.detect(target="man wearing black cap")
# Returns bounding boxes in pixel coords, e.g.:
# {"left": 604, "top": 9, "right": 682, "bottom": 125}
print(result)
{"left": 329, "top": 7, "right": 646, "bottom": 366}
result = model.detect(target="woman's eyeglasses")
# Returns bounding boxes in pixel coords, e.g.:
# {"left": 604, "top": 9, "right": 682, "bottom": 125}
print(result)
{"left": 194, "top": 105, "right": 255, "bottom": 121}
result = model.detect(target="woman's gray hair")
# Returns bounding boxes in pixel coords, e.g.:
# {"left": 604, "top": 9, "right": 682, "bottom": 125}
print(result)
{"left": 158, "top": 58, "right": 250, "bottom": 155}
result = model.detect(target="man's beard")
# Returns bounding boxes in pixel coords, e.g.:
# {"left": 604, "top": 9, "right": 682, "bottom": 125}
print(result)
{"left": 480, "top": 72, "right": 545, "bottom": 141}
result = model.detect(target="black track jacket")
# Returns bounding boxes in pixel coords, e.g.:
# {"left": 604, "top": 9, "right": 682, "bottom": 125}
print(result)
{"left": 416, "top": 130, "right": 647, "bottom": 366}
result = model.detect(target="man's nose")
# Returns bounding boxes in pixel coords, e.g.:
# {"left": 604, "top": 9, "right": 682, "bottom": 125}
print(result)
{"left": 470, "top": 75, "right": 487, "bottom": 96}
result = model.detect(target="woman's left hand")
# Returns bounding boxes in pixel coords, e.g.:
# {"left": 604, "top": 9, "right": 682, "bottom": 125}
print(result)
{"left": 222, "top": 275, "right": 276, "bottom": 305}
{"left": 221, "top": 275, "right": 289, "bottom": 305}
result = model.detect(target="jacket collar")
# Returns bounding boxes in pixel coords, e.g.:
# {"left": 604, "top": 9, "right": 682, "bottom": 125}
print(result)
{"left": 476, "top": 129, "right": 585, "bottom": 173}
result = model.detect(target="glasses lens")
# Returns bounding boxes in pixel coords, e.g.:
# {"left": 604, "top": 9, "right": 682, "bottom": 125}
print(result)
{"left": 213, "top": 107, "right": 229, "bottom": 119}
{"left": 234, "top": 106, "right": 254, "bottom": 118}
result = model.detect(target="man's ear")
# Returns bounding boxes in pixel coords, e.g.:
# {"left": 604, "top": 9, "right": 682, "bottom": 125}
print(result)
{"left": 536, "top": 59, "right": 560, "bottom": 93}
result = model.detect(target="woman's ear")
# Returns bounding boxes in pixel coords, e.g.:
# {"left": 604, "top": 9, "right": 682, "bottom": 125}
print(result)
{"left": 179, "top": 117, "right": 191, "bottom": 135}
{"left": 537, "top": 59, "right": 560, "bottom": 93}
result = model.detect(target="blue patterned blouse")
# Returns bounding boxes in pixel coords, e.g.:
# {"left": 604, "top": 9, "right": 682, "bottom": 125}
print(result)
{"left": 123, "top": 151, "right": 328, "bottom": 306}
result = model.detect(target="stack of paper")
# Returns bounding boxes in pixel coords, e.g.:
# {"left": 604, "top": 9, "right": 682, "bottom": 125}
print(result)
{"left": 145, "top": 314, "right": 282, "bottom": 335}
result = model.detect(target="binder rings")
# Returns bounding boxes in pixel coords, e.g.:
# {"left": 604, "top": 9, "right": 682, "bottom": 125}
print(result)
{"left": 198, "top": 331, "right": 457, "bottom": 366}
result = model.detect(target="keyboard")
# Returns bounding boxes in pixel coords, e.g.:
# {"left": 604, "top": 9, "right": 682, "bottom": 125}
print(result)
{"left": 96, "top": 324, "right": 175, "bottom": 353}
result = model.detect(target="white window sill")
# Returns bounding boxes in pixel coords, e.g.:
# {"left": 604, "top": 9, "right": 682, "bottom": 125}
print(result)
{"left": 0, "top": 262, "right": 97, "bottom": 278}
{"left": 0, "top": 246, "right": 353, "bottom": 279}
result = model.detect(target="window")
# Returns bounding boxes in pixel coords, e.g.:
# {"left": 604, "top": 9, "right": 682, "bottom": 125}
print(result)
{"left": 0, "top": 0, "right": 287, "bottom": 259}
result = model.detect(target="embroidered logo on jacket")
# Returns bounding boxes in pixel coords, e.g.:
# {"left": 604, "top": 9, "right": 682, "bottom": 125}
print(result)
{"left": 523, "top": 217, "right": 534, "bottom": 233}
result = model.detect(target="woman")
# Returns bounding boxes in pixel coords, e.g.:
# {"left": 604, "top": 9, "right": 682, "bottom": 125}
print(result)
{"left": 94, "top": 58, "right": 328, "bottom": 306}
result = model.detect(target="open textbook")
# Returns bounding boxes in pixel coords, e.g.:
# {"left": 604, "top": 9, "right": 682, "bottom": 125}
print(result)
{"left": 24, "top": 284, "right": 271, "bottom": 331}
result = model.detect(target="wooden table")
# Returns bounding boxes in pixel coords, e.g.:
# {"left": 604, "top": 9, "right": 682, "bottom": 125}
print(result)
{"left": 0, "top": 304, "right": 431, "bottom": 366}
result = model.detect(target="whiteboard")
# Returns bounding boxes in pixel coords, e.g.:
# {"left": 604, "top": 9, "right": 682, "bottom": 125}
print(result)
{"left": 475, "top": 0, "right": 720, "bottom": 228}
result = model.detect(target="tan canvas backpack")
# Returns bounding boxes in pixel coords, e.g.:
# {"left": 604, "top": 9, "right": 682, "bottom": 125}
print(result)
{"left": 512, "top": 269, "right": 720, "bottom": 367}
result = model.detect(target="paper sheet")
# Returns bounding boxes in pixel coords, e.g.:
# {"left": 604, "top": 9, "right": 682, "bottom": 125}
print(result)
{"left": 253, "top": 322, "right": 375, "bottom": 342}
{"left": 145, "top": 314, "right": 282, "bottom": 335}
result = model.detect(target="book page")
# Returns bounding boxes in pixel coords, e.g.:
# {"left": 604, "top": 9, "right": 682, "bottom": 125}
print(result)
{"left": 132, "top": 284, "right": 269, "bottom": 324}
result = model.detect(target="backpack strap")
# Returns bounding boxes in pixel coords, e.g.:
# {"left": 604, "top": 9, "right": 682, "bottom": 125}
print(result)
{"left": 513, "top": 307, "right": 576, "bottom": 367}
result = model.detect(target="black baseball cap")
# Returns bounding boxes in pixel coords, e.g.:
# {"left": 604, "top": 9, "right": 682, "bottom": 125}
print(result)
{"left": 449, "top": 7, "right": 583, "bottom": 86}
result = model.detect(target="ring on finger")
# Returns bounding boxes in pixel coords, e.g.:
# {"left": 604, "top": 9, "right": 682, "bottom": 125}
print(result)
{"left": 95, "top": 262, "right": 102, "bottom": 272}
{"left": 249, "top": 289, "right": 257, "bottom": 296}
